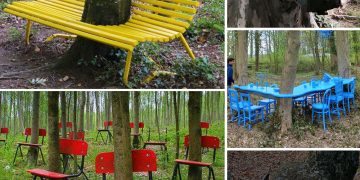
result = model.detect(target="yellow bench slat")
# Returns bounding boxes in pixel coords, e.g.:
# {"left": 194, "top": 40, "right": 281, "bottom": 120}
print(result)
{"left": 128, "top": 19, "right": 179, "bottom": 37}
{"left": 7, "top": 4, "right": 138, "bottom": 46}
{"left": 31, "top": 1, "right": 82, "bottom": 17}
{"left": 124, "top": 23, "right": 177, "bottom": 40}
{"left": 133, "top": 10, "right": 190, "bottom": 28}
{"left": 36, "top": 0, "right": 83, "bottom": 14}
{"left": 47, "top": 0, "right": 83, "bottom": 11}
{"left": 132, "top": 14, "right": 186, "bottom": 33}
{"left": 161, "top": 0, "right": 199, "bottom": 7}
{"left": 132, "top": 2, "right": 193, "bottom": 21}
{"left": 117, "top": 25, "right": 170, "bottom": 42}
{"left": 4, "top": 8, "right": 134, "bottom": 51}
{"left": 135, "top": 0, "right": 197, "bottom": 14}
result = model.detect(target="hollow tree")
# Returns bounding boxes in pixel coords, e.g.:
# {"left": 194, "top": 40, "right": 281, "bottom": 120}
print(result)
{"left": 336, "top": 31, "right": 351, "bottom": 78}
{"left": 48, "top": 92, "right": 61, "bottom": 172}
{"left": 27, "top": 91, "right": 40, "bottom": 166}
{"left": 279, "top": 31, "right": 300, "bottom": 134}
{"left": 188, "top": 92, "right": 202, "bottom": 179}
{"left": 59, "top": 0, "right": 131, "bottom": 67}
{"left": 111, "top": 92, "right": 132, "bottom": 179}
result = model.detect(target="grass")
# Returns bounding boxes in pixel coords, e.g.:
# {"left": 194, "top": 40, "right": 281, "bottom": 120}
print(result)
{"left": 0, "top": 121, "right": 224, "bottom": 179}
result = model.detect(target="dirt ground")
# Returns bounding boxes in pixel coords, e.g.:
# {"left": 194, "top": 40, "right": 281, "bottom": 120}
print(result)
{"left": 0, "top": 6, "right": 224, "bottom": 89}
{"left": 227, "top": 151, "right": 360, "bottom": 180}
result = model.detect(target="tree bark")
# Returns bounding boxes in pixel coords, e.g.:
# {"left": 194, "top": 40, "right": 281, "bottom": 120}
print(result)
{"left": 60, "top": 92, "right": 67, "bottom": 138}
{"left": 79, "top": 92, "right": 86, "bottom": 132}
{"left": 353, "top": 31, "right": 360, "bottom": 66}
{"left": 58, "top": 0, "right": 131, "bottom": 67}
{"left": 255, "top": 31, "right": 261, "bottom": 71}
{"left": 336, "top": 31, "right": 351, "bottom": 78}
{"left": 27, "top": 91, "right": 40, "bottom": 166}
{"left": 188, "top": 92, "right": 202, "bottom": 180}
{"left": 47, "top": 92, "right": 61, "bottom": 172}
{"left": 173, "top": 92, "right": 180, "bottom": 159}
{"left": 279, "top": 31, "right": 300, "bottom": 134}
{"left": 235, "top": 31, "right": 248, "bottom": 85}
{"left": 329, "top": 31, "right": 338, "bottom": 72}
{"left": 154, "top": 92, "right": 161, "bottom": 140}
{"left": 111, "top": 92, "right": 133, "bottom": 179}
{"left": 132, "top": 91, "right": 140, "bottom": 148}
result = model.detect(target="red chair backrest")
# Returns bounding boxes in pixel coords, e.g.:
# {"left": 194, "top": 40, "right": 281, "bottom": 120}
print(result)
{"left": 59, "top": 138, "right": 88, "bottom": 156}
{"left": 200, "top": 122, "right": 210, "bottom": 129}
{"left": 95, "top": 150, "right": 157, "bottom": 174}
{"left": 129, "top": 122, "right": 144, "bottom": 129}
{"left": 0, "top": 128, "right": 9, "bottom": 134}
{"left": 23, "top": 128, "right": 46, "bottom": 136}
{"left": 68, "top": 131, "right": 85, "bottom": 140}
{"left": 184, "top": 135, "right": 220, "bottom": 149}
{"left": 58, "top": 122, "right": 73, "bottom": 128}
{"left": 104, "top": 121, "right": 113, "bottom": 128}
{"left": 39, "top": 129, "right": 47, "bottom": 137}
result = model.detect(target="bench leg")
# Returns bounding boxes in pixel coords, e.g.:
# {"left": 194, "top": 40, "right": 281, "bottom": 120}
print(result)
{"left": 171, "top": 163, "right": 179, "bottom": 180}
{"left": 96, "top": 131, "right": 100, "bottom": 141}
{"left": 13, "top": 145, "right": 20, "bottom": 164}
{"left": 208, "top": 166, "right": 215, "bottom": 180}
{"left": 25, "top": 20, "right": 32, "bottom": 45}
{"left": 39, "top": 147, "right": 45, "bottom": 165}
{"left": 179, "top": 34, "right": 195, "bottom": 60}
{"left": 122, "top": 50, "right": 133, "bottom": 86}
{"left": 212, "top": 149, "right": 216, "bottom": 163}
{"left": 164, "top": 145, "right": 169, "bottom": 162}
{"left": 102, "top": 173, "right": 106, "bottom": 180}
{"left": 184, "top": 147, "right": 189, "bottom": 159}
{"left": 148, "top": 171, "right": 153, "bottom": 180}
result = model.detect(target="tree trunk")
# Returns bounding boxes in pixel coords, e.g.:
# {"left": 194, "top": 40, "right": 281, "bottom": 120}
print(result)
{"left": 95, "top": 91, "right": 100, "bottom": 129}
{"left": 79, "top": 92, "right": 86, "bottom": 132}
{"left": 353, "top": 31, "right": 360, "bottom": 66}
{"left": 279, "top": 31, "right": 300, "bottom": 134}
{"left": 188, "top": 92, "right": 202, "bottom": 180}
{"left": 60, "top": 92, "right": 67, "bottom": 138}
{"left": 255, "top": 31, "right": 261, "bottom": 71}
{"left": 111, "top": 92, "right": 133, "bottom": 179}
{"left": 27, "top": 92, "right": 40, "bottom": 166}
{"left": 154, "top": 92, "right": 161, "bottom": 140}
{"left": 329, "top": 31, "right": 338, "bottom": 72}
{"left": 132, "top": 91, "right": 140, "bottom": 148}
{"left": 336, "top": 31, "right": 351, "bottom": 78}
{"left": 313, "top": 31, "right": 321, "bottom": 75}
{"left": 173, "top": 92, "right": 180, "bottom": 159}
{"left": 58, "top": 0, "right": 131, "bottom": 69}
{"left": 48, "top": 92, "right": 61, "bottom": 172}
{"left": 235, "top": 31, "right": 248, "bottom": 85}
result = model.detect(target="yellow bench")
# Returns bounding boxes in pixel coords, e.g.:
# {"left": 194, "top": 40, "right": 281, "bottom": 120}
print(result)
{"left": 4, "top": 0, "right": 199, "bottom": 85}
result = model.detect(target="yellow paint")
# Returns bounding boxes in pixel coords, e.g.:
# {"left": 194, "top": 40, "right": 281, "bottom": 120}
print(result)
{"left": 123, "top": 50, "right": 133, "bottom": 86}
{"left": 179, "top": 34, "right": 195, "bottom": 60}
{"left": 45, "top": 34, "right": 77, "bottom": 42}
{"left": 25, "top": 19, "right": 32, "bottom": 45}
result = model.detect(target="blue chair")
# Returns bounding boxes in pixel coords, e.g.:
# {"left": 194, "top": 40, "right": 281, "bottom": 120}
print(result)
{"left": 329, "top": 78, "right": 346, "bottom": 120}
{"left": 343, "top": 79, "right": 356, "bottom": 113}
{"left": 312, "top": 89, "right": 332, "bottom": 131}
{"left": 240, "top": 93, "right": 264, "bottom": 129}
{"left": 228, "top": 89, "right": 243, "bottom": 124}
{"left": 293, "top": 81, "right": 308, "bottom": 110}
{"left": 258, "top": 84, "right": 277, "bottom": 115}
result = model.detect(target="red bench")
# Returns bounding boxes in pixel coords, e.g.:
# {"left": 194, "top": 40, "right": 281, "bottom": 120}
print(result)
{"left": 68, "top": 131, "right": 85, "bottom": 140}
{"left": 143, "top": 128, "right": 168, "bottom": 162}
{"left": 13, "top": 128, "right": 46, "bottom": 165}
{"left": 95, "top": 149, "right": 157, "bottom": 180}
{"left": 171, "top": 159, "right": 215, "bottom": 180}
{"left": 184, "top": 135, "right": 220, "bottom": 163}
{"left": 0, "top": 128, "right": 9, "bottom": 144}
{"left": 200, "top": 122, "right": 210, "bottom": 135}
{"left": 96, "top": 121, "right": 113, "bottom": 144}
{"left": 28, "top": 139, "right": 89, "bottom": 179}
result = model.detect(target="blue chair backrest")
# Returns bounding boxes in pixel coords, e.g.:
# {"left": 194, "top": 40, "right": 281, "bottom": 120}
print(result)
{"left": 322, "top": 89, "right": 332, "bottom": 106}
{"left": 239, "top": 93, "right": 252, "bottom": 108}
{"left": 334, "top": 78, "right": 344, "bottom": 96}
{"left": 228, "top": 89, "right": 240, "bottom": 109}
{"left": 270, "top": 84, "right": 278, "bottom": 88}
{"left": 301, "top": 81, "right": 307, "bottom": 85}
{"left": 349, "top": 79, "right": 356, "bottom": 94}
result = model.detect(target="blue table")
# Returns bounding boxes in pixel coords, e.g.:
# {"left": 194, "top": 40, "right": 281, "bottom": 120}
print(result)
{"left": 234, "top": 78, "right": 355, "bottom": 99}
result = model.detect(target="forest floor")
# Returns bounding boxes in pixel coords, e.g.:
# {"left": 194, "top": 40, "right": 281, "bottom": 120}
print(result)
{"left": 227, "top": 151, "right": 360, "bottom": 180}
{"left": 316, "top": 2, "right": 360, "bottom": 27}
{"left": 228, "top": 70, "right": 360, "bottom": 148}
{"left": 0, "top": 0, "right": 224, "bottom": 89}
{"left": 0, "top": 121, "right": 225, "bottom": 179}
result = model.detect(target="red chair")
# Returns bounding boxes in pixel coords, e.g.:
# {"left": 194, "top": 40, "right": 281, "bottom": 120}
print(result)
{"left": 68, "top": 131, "right": 85, "bottom": 140}
{"left": 13, "top": 128, "right": 47, "bottom": 165}
{"left": 27, "top": 139, "right": 89, "bottom": 179}
{"left": 95, "top": 149, "right": 157, "bottom": 180}
{"left": 200, "top": 122, "right": 210, "bottom": 135}
{"left": 130, "top": 122, "right": 145, "bottom": 145}
{"left": 184, "top": 135, "right": 220, "bottom": 163}
{"left": 143, "top": 128, "right": 168, "bottom": 162}
{"left": 96, "top": 121, "right": 113, "bottom": 144}
{"left": 0, "top": 128, "right": 9, "bottom": 144}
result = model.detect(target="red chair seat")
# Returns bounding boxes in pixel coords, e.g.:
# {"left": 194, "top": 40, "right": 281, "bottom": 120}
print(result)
{"left": 27, "top": 169, "right": 69, "bottom": 179}
{"left": 144, "top": 141, "right": 166, "bottom": 145}
{"left": 175, "top": 159, "right": 212, "bottom": 167}
{"left": 17, "top": 142, "right": 42, "bottom": 147}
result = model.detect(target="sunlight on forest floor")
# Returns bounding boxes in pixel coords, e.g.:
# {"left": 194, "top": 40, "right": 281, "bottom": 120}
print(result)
{"left": 0, "top": 121, "right": 224, "bottom": 179}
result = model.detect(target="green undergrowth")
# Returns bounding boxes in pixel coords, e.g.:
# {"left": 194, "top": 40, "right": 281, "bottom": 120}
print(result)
{"left": 0, "top": 121, "right": 224, "bottom": 179}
